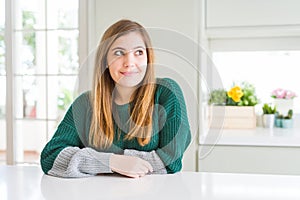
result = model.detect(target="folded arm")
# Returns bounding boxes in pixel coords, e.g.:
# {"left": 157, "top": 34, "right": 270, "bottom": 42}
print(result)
{"left": 124, "top": 149, "right": 167, "bottom": 174}
{"left": 48, "top": 147, "right": 113, "bottom": 177}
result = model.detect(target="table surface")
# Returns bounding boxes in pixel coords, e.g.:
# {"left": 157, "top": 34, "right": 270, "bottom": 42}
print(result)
{"left": 1, "top": 165, "right": 300, "bottom": 200}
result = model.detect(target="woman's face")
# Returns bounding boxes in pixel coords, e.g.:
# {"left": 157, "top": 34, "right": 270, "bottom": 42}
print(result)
{"left": 107, "top": 31, "right": 148, "bottom": 88}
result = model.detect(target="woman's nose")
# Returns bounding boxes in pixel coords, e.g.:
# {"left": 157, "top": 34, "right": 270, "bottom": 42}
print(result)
{"left": 123, "top": 52, "right": 135, "bottom": 67}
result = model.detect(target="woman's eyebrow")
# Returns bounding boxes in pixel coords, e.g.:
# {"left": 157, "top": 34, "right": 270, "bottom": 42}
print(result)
{"left": 111, "top": 46, "right": 146, "bottom": 51}
{"left": 133, "top": 46, "right": 146, "bottom": 50}
{"left": 111, "top": 47, "right": 126, "bottom": 51}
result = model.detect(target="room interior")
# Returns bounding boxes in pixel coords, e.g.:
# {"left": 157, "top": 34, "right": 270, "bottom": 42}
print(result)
{"left": 1, "top": 0, "right": 300, "bottom": 176}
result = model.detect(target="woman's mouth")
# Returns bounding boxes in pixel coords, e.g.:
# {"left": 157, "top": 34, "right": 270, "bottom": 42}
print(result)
{"left": 120, "top": 71, "right": 138, "bottom": 76}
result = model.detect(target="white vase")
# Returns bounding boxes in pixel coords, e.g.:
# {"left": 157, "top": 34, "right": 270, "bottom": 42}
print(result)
{"left": 262, "top": 114, "right": 275, "bottom": 128}
{"left": 273, "top": 99, "right": 293, "bottom": 115}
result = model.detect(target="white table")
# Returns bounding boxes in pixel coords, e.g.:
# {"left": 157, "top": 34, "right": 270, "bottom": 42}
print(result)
{"left": 1, "top": 165, "right": 300, "bottom": 200}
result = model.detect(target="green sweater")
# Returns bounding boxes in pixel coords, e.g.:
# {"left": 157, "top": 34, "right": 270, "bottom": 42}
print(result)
{"left": 41, "top": 78, "right": 191, "bottom": 174}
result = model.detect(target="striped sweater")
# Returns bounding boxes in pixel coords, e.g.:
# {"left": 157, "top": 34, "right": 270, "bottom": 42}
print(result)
{"left": 40, "top": 78, "right": 191, "bottom": 177}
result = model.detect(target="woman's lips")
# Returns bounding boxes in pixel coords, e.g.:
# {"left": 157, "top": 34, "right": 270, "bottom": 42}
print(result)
{"left": 120, "top": 71, "right": 138, "bottom": 76}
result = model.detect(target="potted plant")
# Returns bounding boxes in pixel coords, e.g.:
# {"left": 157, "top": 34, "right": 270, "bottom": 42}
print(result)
{"left": 275, "top": 109, "right": 293, "bottom": 128}
{"left": 227, "top": 82, "right": 259, "bottom": 106}
{"left": 271, "top": 88, "right": 296, "bottom": 115}
{"left": 282, "top": 109, "right": 293, "bottom": 128}
{"left": 208, "top": 82, "right": 259, "bottom": 129}
{"left": 208, "top": 89, "right": 227, "bottom": 105}
{"left": 262, "top": 103, "right": 277, "bottom": 128}
{"left": 275, "top": 112, "right": 284, "bottom": 128}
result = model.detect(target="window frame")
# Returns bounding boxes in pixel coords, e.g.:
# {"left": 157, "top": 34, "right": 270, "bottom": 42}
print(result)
{"left": 4, "top": 0, "right": 89, "bottom": 165}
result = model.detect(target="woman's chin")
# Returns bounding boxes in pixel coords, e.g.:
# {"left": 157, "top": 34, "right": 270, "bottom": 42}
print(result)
{"left": 117, "top": 78, "right": 144, "bottom": 88}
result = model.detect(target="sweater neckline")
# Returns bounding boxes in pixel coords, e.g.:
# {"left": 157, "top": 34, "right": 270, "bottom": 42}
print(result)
{"left": 113, "top": 101, "right": 131, "bottom": 110}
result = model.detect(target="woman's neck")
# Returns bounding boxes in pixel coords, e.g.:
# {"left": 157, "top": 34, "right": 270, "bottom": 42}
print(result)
{"left": 114, "top": 84, "right": 137, "bottom": 105}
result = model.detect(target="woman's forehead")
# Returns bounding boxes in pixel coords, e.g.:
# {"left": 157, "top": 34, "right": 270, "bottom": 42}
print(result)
{"left": 110, "top": 32, "right": 146, "bottom": 50}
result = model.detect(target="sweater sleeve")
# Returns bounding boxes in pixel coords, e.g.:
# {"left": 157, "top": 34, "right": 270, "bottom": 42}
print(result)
{"left": 123, "top": 149, "right": 167, "bottom": 174}
{"left": 40, "top": 92, "right": 113, "bottom": 177}
{"left": 40, "top": 113, "right": 84, "bottom": 175}
{"left": 155, "top": 78, "right": 191, "bottom": 173}
{"left": 48, "top": 147, "right": 113, "bottom": 178}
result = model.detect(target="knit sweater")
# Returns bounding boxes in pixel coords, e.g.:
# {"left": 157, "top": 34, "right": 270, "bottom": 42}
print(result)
{"left": 40, "top": 78, "right": 191, "bottom": 177}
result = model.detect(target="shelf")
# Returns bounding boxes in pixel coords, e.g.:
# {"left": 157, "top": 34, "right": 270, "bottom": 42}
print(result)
{"left": 200, "top": 127, "right": 300, "bottom": 147}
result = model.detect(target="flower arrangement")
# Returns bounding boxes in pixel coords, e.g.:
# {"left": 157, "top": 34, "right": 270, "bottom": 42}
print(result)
{"left": 209, "top": 82, "right": 259, "bottom": 106}
{"left": 271, "top": 88, "right": 296, "bottom": 99}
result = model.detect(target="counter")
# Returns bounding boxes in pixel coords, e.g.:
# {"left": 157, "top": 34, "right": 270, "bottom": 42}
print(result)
{"left": 1, "top": 165, "right": 300, "bottom": 200}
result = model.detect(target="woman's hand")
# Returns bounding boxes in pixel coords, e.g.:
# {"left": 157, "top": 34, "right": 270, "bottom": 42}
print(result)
{"left": 109, "top": 154, "right": 153, "bottom": 178}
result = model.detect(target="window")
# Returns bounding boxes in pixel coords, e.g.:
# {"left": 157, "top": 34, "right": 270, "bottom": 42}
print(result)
{"left": 212, "top": 51, "right": 300, "bottom": 114}
{"left": 4, "top": 0, "right": 81, "bottom": 164}
{"left": 0, "top": 0, "right": 5, "bottom": 164}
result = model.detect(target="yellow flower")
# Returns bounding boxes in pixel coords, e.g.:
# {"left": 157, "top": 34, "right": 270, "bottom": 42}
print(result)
{"left": 227, "top": 86, "right": 244, "bottom": 102}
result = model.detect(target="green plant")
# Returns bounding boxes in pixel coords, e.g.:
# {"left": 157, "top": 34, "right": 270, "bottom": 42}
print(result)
{"left": 208, "top": 89, "right": 227, "bottom": 105}
{"left": 262, "top": 103, "right": 277, "bottom": 114}
{"left": 209, "top": 81, "right": 259, "bottom": 106}
{"left": 22, "top": 11, "right": 36, "bottom": 65}
{"left": 284, "top": 109, "right": 293, "bottom": 119}
{"left": 57, "top": 88, "right": 74, "bottom": 111}
{"left": 238, "top": 82, "right": 259, "bottom": 106}
{"left": 276, "top": 109, "right": 293, "bottom": 119}
{"left": 276, "top": 112, "right": 284, "bottom": 119}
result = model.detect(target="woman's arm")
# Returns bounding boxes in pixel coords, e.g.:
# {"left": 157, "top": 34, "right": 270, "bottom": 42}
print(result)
{"left": 41, "top": 93, "right": 113, "bottom": 178}
{"left": 156, "top": 118, "right": 191, "bottom": 173}
{"left": 41, "top": 93, "right": 152, "bottom": 178}
{"left": 40, "top": 106, "right": 114, "bottom": 177}
{"left": 47, "top": 147, "right": 113, "bottom": 178}
{"left": 124, "top": 149, "right": 167, "bottom": 174}
{"left": 44, "top": 141, "right": 153, "bottom": 178}
{"left": 124, "top": 78, "right": 191, "bottom": 174}
{"left": 155, "top": 78, "right": 191, "bottom": 173}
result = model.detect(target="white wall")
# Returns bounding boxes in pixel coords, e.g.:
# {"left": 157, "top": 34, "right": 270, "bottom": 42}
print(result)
{"left": 89, "top": 0, "right": 201, "bottom": 171}
{"left": 206, "top": 0, "right": 300, "bottom": 28}
{"left": 205, "top": 0, "right": 300, "bottom": 40}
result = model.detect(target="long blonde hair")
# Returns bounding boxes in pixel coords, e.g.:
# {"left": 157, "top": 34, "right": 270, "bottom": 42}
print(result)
{"left": 89, "top": 19, "right": 156, "bottom": 149}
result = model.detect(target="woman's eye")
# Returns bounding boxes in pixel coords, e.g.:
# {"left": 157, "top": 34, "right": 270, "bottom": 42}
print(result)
{"left": 114, "top": 50, "right": 124, "bottom": 56}
{"left": 135, "top": 50, "right": 144, "bottom": 56}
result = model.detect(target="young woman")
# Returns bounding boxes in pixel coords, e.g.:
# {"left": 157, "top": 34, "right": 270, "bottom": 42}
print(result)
{"left": 40, "top": 19, "right": 191, "bottom": 178}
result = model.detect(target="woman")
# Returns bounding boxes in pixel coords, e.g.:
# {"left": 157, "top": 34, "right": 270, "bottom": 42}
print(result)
{"left": 40, "top": 19, "right": 191, "bottom": 178}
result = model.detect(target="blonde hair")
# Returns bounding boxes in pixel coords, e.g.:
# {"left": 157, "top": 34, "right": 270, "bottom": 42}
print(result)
{"left": 89, "top": 19, "right": 156, "bottom": 149}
